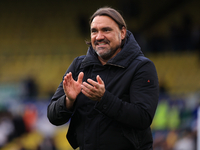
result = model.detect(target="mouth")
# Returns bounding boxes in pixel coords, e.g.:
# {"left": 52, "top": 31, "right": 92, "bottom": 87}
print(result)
{"left": 97, "top": 42, "right": 107, "bottom": 46}
{"left": 94, "top": 39, "right": 109, "bottom": 46}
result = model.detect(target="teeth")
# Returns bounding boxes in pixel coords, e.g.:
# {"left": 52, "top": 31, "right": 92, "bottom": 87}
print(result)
{"left": 98, "top": 43, "right": 106, "bottom": 45}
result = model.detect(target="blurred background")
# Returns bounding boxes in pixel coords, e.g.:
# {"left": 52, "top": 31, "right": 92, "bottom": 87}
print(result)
{"left": 0, "top": 0, "right": 200, "bottom": 149}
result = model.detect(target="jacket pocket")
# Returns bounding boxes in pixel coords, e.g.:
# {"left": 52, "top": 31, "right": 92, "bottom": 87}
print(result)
{"left": 122, "top": 127, "right": 140, "bottom": 150}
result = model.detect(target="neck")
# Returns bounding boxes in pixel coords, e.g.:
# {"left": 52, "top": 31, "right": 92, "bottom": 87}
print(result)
{"left": 98, "top": 56, "right": 108, "bottom": 65}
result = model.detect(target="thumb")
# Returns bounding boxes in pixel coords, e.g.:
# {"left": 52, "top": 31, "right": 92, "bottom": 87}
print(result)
{"left": 77, "top": 72, "right": 84, "bottom": 84}
{"left": 97, "top": 75, "right": 104, "bottom": 84}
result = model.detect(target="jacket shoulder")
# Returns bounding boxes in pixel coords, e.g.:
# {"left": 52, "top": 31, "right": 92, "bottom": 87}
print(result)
{"left": 72, "top": 55, "right": 86, "bottom": 77}
{"left": 73, "top": 55, "right": 86, "bottom": 68}
{"left": 74, "top": 55, "right": 86, "bottom": 63}
{"left": 135, "top": 55, "right": 151, "bottom": 62}
{"left": 133, "top": 55, "right": 157, "bottom": 73}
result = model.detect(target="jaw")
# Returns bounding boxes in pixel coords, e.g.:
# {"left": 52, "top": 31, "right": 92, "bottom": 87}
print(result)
{"left": 95, "top": 47, "right": 110, "bottom": 56}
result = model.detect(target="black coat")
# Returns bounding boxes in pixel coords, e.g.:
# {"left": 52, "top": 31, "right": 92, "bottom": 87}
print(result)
{"left": 47, "top": 31, "right": 159, "bottom": 150}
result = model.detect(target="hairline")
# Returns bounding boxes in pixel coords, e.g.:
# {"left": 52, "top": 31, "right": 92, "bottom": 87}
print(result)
{"left": 90, "top": 14, "right": 126, "bottom": 31}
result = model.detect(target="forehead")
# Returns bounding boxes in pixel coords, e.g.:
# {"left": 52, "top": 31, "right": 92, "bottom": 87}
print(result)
{"left": 91, "top": 15, "right": 118, "bottom": 29}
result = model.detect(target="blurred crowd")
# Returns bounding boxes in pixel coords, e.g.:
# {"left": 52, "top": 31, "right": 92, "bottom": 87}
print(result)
{"left": 134, "top": 14, "right": 200, "bottom": 54}
{"left": 0, "top": 80, "right": 200, "bottom": 150}
{"left": 152, "top": 93, "right": 199, "bottom": 150}
{"left": 0, "top": 78, "right": 57, "bottom": 150}
{"left": 0, "top": 101, "right": 57, "bottom": 150}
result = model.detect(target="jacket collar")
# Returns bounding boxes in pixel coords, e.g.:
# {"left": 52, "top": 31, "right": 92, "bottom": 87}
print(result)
{"left": 80, "top": 30, "right": 143, "bottom": 69}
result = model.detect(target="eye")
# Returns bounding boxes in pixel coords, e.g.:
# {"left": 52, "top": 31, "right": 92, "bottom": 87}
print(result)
{"left": 91, "top": 29, "right": 97, "bottom": 33}
{"left": 103, "top": 27, "right": 111, "bottom": 32}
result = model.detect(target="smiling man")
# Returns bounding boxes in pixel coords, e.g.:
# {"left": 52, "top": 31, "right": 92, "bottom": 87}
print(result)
{"left": 47, "top": 7, "right": 159, "bottom": 150}
{"left": 90, "top": 15, "right": 126, "bottom": 64}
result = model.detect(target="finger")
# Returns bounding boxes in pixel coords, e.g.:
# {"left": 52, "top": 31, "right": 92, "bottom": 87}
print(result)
{"left": 63, "top": 80, "right": 66, "bottom": 88}
{"left": 63, "top": 73, "right": 69, "bottom": 84}
{"left": 87, "top": 79, "right": 99, "bottom": 89}
{"left": 63, "top": 75, "right": 68, "bottom": 85}
{"left": 63, "top": 74, "right": 67, "bottom": 81}
{"left": 81, "top": 88, "right": 92, "bottom": 98}
{"left": 67, "top": 72, "right": 72, "bottom": 80}
{"left": 77, "top": 72, "right": 84, "bottom": 84}
{"left": 82, "top": 82, "right": 96, "bottom": 92}
{"left": 64, "top": 72, "right": 70, "bottom": 81}
{"left": 96, "top": 75, "right": 104, "bottom": 84}
{"left": 81, "top": 87, "right": 101, "bottom": 101}
{"left": 63, "top": 80, "right": 67, "bottom": 94}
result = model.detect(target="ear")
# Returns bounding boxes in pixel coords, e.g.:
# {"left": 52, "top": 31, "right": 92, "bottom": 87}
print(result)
{"left": 121, "top": 26, "right": 126, "bottom": 40}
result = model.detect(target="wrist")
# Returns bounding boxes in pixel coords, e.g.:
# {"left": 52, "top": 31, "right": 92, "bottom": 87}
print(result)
{"left": 65, "top": 96, "right": 74, "bottom": 110}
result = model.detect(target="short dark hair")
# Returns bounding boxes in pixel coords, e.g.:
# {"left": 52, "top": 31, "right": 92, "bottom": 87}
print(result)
{"left": 89, "top": 7, "right": 127, "bottom": 30}
{"left": 86, "top": 7, "right": 127, "bottom": 46}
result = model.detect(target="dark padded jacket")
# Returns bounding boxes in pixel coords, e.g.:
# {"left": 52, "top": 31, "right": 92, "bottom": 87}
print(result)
{"left": 47, "top": 31, "right": 159, "bottom": 150}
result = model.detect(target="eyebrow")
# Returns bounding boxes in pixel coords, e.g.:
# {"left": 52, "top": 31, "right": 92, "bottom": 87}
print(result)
{"left": 102, "top": 27, "right": 112, "bottom": 30}
{"left": 91, "top": 26, "right": 112, "bottom": 31}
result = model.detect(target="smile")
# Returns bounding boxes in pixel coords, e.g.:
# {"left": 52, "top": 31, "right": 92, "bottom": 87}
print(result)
{"left": 94, "top": 39, "right": 110, "bottom": 46}
{"left": 98, "top": 43, "right": 107, "bottom": 45}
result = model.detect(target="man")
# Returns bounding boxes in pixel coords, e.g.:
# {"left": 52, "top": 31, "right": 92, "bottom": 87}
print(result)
{"left": 47, "top": 7, "right": 159, "bottom": 150}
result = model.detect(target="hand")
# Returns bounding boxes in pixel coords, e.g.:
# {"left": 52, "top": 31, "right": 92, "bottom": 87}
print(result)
{"left": 63, "top": 72, "right": 84, "bottom": 103}
{"left": 81, "top": 75, "right": 105, "bottom": 101}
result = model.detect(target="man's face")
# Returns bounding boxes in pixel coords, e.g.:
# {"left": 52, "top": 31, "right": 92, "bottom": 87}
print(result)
{"left": 90, "top": 16, "right": 126, "bottom": 61}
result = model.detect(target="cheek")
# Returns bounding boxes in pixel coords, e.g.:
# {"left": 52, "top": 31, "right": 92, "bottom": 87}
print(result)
{"left": 111, "top": 35, "right": 121, "bottom": 46}
{"left": 118, "top": 33, "right": 122, "bottom": 41}
{"left": 91, "top": 36, "right": 95, "bottom": 45}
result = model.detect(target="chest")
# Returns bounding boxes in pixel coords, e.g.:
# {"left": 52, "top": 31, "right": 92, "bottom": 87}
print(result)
{"left": 78, "top": 65, "right": 135, "bottom": 94}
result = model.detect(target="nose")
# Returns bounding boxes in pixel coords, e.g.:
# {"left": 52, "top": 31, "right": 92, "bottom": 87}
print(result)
{"left": 96, "top": 31, "right": 104, "bottom": 40}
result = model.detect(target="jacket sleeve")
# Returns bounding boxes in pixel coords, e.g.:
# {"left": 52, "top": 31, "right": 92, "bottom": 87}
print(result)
{"left": 47, "top": 57, "right": 80, "bottom": 126}
{"left": 95, "top": 59, "right": 159, "bottom": 130}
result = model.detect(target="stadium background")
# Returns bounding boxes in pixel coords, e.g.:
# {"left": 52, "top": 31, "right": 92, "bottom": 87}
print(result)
{"left": 0, "top": 0, "right": 200, "bottom": 149}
